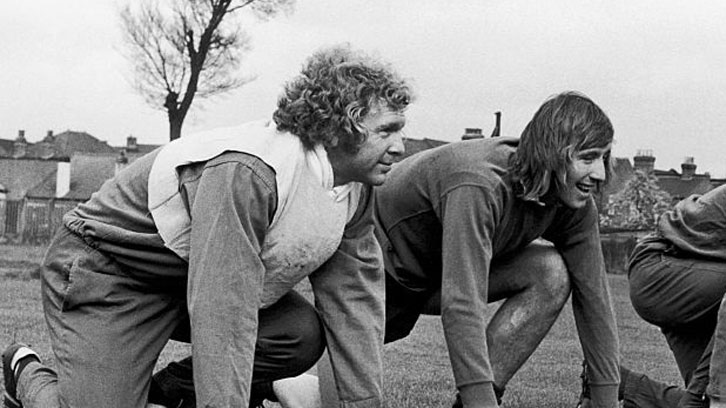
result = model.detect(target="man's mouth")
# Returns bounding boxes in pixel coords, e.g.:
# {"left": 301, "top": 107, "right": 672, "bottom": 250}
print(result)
{"left": 576, "top": 182, "right": 595, "bottom": 194}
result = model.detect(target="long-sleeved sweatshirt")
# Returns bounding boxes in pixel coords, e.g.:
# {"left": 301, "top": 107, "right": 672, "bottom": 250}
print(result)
{"left": 374, "top": 137, "right": 620, "bottom": 407}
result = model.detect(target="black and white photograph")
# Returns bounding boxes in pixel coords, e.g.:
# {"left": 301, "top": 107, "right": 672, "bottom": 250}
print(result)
{"left": 1, "top": 1, "right": 726, "bottom": 407}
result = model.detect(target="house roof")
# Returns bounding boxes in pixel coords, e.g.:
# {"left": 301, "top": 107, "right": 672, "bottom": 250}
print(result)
{"left": 656, "top": 174, "right": 713, "bottom": 200}
{"left": 64, "top": 153, "right": 118, "bottom": 200}
{"left": 0, "top": 130, "right": 117, "bottom": 160}
{"left": 119, "top": 143, "right": 161, "bottom": 156}
{"left": 52, "top": 130, "right": 116, "bottom": 156}
{"left": 711, "top": 178, "right": 726, "bottom": 189}
{"left": 0, "top": 158, "right": 59, "bottom": 200}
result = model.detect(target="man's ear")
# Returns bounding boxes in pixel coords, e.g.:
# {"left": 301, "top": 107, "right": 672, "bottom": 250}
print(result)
{"left": 326, "top": 136, "right": 339, "bottom": 148}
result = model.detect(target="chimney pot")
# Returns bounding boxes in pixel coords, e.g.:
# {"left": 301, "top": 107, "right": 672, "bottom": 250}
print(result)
{"left": 13, "top": 130, "right": 28, "bottom": 158}
{"left": 126, "top": 135, "right": 138, "bottom": 151}
{"left": 681, "top": 157, "right": 696, "bottom": 180}
{"left": 461, "top": 128, "right": 483, "bottom": 141}
{"left": 633, "top": 150, "right": 656, "bottom": 173}
{"left": 43, "top": 130, "right": 55, "bottom": 143}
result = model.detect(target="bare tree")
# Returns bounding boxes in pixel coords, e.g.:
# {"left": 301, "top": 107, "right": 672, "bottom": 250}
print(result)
{"left": 120, "top": 0, "right": 294, "bottom": 140}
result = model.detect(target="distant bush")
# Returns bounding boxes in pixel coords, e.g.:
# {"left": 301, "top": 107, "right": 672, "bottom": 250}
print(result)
{"left": 601, "top": 170, "right": 672, "bottom": 230}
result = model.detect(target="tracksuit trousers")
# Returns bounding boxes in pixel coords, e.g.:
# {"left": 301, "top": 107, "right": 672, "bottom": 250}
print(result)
{"left": 623, "top": 239, "right": 726, "bottom": 408}
{"left": 15, "top": 227, "right": 325, "bottom": 408}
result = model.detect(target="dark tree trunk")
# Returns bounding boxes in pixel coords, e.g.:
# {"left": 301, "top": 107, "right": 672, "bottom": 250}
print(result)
{"left": 165, "top": 91, "right": 185, "bottom": 141}
{"left": 169, "top": 116, "right": 183, "bottom": 141}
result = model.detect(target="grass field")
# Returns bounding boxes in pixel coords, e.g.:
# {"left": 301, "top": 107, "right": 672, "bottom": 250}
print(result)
{"left": 0, "top": 244, "right": 683, "bottom": 407}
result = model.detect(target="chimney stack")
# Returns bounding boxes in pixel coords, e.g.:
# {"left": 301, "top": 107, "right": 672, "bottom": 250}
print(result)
{"left": 633, "top": 149, "right": 655, "bottom": 173}
{"left": 13, "top": 129, "right": 27, "bottom": 158}
{"left": 490, "top": 111, "right": 501, "bottom": 137}
{"left": 461, "top": 128, "right": 483, "bottom": 141}
{"left": 681, "top": 157, "right": 696, "bottom": 180}
{"left": 41, "top": 130, "right": 55, "bottom": 158}
{"left": 126, "top": 135, "right": 138, "bottom": 152}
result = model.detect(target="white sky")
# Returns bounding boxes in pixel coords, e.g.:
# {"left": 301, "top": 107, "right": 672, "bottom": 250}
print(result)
{"left": 1, "top": 0, "right": 725, "bottom": 176}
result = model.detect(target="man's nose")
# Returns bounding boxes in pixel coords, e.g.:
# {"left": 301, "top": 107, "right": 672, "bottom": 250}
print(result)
{"left": 388, "top": 131, "right": 405, "bottom": 156}
{"left": 591, "top": 158, "right": 607, "bottom": 181}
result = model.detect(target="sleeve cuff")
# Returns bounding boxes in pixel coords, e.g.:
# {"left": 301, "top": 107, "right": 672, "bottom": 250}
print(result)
{"left": 459, "top": 382, "right": 499, "bottom": 408}
{"left": 589, "top": 384, "right": 619, "bottom": 408}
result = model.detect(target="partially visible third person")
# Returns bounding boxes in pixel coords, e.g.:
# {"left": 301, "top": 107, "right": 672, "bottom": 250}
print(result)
{"left": 579, "top": 183, "right": 726, "bottom": 408}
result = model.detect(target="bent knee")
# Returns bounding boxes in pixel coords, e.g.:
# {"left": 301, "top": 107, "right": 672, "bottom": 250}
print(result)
{"left": 534, "top": 248, "right": 571, "bottom": 301}
{"left": 257, "top": 293, "right": 326, "bottom": 375}
{"left": 285, "top": 309, "right": 326, "bottom": 365}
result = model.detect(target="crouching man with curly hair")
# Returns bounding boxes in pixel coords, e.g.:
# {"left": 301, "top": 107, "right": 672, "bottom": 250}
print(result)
{"left": 2, "top": 43, "right": 413, "bottom": 408}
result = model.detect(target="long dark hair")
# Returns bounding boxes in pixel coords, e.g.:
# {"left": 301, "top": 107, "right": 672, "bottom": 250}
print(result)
{"left": 511, "top": 91, "right": 614, "bottom": 202}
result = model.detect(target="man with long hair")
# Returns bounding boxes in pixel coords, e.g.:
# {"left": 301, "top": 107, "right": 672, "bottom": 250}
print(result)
{"left": 376, "top": 91, "right": 620, "bottom": 408}
{"left": 2, "top": 44, "right": 413, "bottom": 408}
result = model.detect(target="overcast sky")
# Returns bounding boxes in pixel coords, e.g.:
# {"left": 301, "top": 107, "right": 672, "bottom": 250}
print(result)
{"left": 1, "top": 0, "right": 725, "bottom": 176}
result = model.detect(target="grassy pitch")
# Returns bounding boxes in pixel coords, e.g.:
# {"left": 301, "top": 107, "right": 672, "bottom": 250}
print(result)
{"left": 0, "top": 245, "right": 682, "bottom": 407}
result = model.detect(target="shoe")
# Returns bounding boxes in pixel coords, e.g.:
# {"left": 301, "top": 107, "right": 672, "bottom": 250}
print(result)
{"left": 576, "top": 359, "right": 590, "bottom": 408}
{"left": 248, "top": 397, "right": 266, "bottom": 408}
{"left": 452, "top": 393, "right": 462, "bottom": 408}
{"left": 3, "top": 343, "right": 39, "bottom": 408}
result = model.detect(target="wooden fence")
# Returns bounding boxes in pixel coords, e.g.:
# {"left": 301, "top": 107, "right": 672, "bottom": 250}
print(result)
{"left": 600, "top": 228, "right": 651, "bottom": 274}
{"left": 0, "top": 198, "right": 651, "bottom": 275}
{"left": 1, "top": 198, "right": 82, "bottom": 244}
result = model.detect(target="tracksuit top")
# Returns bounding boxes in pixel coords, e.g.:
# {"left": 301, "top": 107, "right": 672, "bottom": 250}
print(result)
{"left": 656, "top": 184, "right": 726, "bottom": 260}
{"left": 147, "top": 120, "right": 361, "bottom": 306}
{"left": 63, "top": 120, "right": 385, "bottom": 408}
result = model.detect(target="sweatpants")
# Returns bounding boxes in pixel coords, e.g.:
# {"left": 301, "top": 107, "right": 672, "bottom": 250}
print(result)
{"left": 15, "top": 227, "right": 325, "bottom": 408}
{"left": 623, "top": 239, "right": 726, "bottom": 408}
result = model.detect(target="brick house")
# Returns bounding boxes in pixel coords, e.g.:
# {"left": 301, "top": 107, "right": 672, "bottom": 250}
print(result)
{"left": 1, "top": 120, "right": 721, "bottom": 243}
{"left": 602, "top": 150, "right": 725, "bottom": 207}
{"left": 0, "top": 130, "right": 160, "bottom": 243}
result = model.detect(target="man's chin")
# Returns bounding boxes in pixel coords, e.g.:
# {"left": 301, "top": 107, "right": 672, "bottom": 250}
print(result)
{"left": 366, "top": 174, "right": 388, "bottom": 186}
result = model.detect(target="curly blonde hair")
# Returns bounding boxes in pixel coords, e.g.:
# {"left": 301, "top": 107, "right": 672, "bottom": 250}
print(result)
{"left": 273, "top": 44, "right": 413, "bottom": 153}
{"left": 511, "top": 91, "right": 614, "bottom": 202}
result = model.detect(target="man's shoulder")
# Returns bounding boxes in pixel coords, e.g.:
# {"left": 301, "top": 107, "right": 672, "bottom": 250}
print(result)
{"left": 192, "top": 151, "right": 277, "bottom": 191}
{"left": 421, "top": 137, "right": 517, "bottom": 169}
